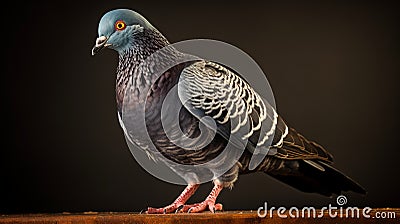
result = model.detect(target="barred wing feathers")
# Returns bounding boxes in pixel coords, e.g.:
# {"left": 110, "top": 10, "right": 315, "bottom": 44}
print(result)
{"left": 177, "top": 61, "right": 333, "bottom": 164}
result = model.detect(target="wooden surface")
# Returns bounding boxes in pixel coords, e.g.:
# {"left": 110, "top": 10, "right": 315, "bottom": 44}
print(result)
{"left": 1, "top": 209, "right": 399, "bottom": 224}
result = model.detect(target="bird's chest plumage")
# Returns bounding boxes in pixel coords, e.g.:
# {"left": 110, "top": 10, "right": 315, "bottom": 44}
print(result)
{"left": 116, "top": 61, "right": 227, "bottom": 165}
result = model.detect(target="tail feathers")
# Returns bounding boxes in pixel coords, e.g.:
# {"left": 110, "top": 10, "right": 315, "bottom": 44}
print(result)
{"left": 268, "top": 160, "right": 366, "bottom": 196}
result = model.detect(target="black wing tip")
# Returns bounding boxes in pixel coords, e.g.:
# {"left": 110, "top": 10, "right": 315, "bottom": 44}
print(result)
{"left": 346, "top": 182, "right": 367, "bottom": 196}
{"left": 319, "top": 161, "right": 367, "bottom": 196}
{"left": 267, "top": 160, "right": 367, "bottom": 197}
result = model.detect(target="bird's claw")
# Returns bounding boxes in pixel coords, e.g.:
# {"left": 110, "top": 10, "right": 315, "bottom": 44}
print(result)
{"left": 186, "top": 202, "right": 223, "bottom": 213}
{"left": 175, "top": 205, "right": 184, "bottom": 213}
{"left": 146, "top": 203, "right": 184, "bottom": 214}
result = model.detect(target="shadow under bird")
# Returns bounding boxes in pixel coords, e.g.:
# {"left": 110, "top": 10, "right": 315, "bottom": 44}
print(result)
{"left": 92, "top": 9, "right": 366, "bottom": 213}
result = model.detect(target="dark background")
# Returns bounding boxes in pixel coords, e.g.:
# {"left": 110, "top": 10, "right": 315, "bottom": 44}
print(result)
{"left": 2, "top": 0, "right": 399, "bottom": 213}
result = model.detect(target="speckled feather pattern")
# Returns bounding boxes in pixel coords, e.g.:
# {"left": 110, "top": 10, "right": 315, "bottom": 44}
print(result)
{"left": 109, "top": 21, "right": 365, "bottom": 195}
{"left": 114, "top": 28, "right": 335, "bottom": 187}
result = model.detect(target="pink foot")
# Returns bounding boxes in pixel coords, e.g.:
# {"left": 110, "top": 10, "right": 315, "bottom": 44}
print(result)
{"left": 146, "top": 183, "right": 224, "bottom": 214}
{"left": 177, "top": 183, "right": 224, "bottom": 213}
{"left": 176, "top": 202, "right": 223, "bottom": 213}
{"left": 146, "top": 203, "right": 182, "bottom": 214}
{"left": 146, "top": 184, "right": 199, "bottom": 214}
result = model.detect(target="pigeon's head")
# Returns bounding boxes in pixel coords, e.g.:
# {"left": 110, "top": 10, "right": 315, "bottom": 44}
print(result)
{"left": 92, "top": 9, "right": 155, "bottom": 55}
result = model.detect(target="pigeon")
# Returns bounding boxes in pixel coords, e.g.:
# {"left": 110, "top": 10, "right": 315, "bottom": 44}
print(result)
{"left": 92, "top": 9, "right": 366, "bottom": 213}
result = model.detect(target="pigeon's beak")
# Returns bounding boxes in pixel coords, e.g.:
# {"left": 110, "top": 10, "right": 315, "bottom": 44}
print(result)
{"left": 92, "top": 36, "right": 109, "bottom": 56}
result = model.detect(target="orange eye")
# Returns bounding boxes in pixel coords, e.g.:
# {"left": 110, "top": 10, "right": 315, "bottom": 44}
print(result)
{"left": 115, "top": 20, "right": 126, "bottom": 31}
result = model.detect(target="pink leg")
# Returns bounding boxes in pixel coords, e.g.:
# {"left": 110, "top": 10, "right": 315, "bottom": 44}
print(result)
{"left": 177, "top": 183, "right": 224, "bottom": 213}
{"left": 146, "top": 184, "right": 199, "bottom": 214}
